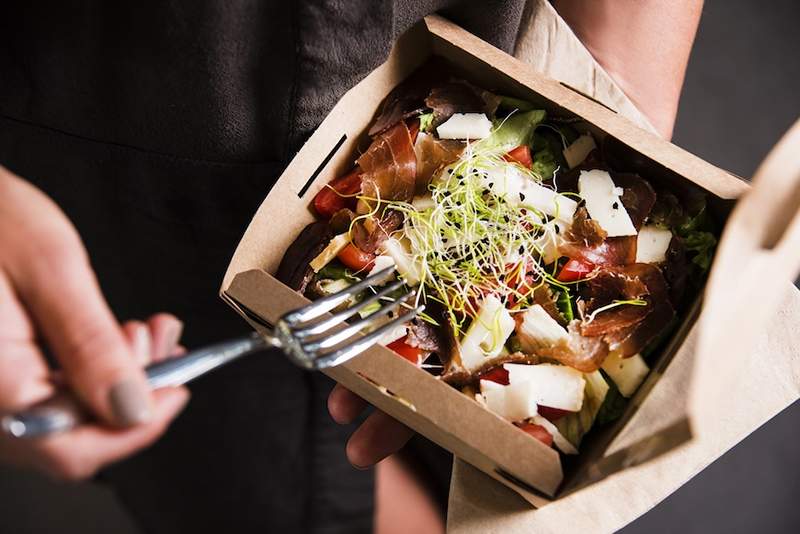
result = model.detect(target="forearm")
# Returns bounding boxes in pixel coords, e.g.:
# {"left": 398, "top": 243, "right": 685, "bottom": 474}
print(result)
{"left": 554, "top": 0, "right": 703, "bottom": 139}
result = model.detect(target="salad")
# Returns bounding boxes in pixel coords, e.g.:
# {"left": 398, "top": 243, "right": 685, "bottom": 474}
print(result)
{"left": 277, "top": 62, "right": 717, "bottom": 454}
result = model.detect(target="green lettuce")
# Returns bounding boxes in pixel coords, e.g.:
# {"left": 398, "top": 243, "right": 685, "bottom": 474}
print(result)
{"left": 594, "top": 373, "right": 628, "bottom": 426}
{"left": 418, "top": 112, "right": 434, "bottom": 133}
{"left": 498, "top": 95, "right": 536, "bottom": 112}
{"left": 555, "top": 288, "right": 575, "bottom": 322}
{"left": 479, "top": 109, "right": 546, "bottom": 153}
{"left": 554, "top": 371, "right": 609, "bottom": 448}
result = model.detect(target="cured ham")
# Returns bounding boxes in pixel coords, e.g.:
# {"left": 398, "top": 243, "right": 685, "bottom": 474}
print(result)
{"left": 357, "top": 121, "right": 417, "bottom": 212}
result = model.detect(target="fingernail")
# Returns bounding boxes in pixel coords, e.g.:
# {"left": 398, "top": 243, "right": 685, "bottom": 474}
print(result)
{"left": 132, "top": 325, "right": 152, "bottom": 365}
{"left": 109, "top": 380, "right": 152, "bottom": 426}
{"left": 165, "top": 320, "right": 184, "bottom": 356}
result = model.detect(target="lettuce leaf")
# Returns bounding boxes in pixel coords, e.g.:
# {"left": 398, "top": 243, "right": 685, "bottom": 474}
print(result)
{"left": 553, "top": 371, "right": 609, "bottom": 448}
{"left": 479, "top": 110, "right": 546, "bottom": 153}
{"left": 498, "top": 95, "right": 536, "bottom": 112}
{"left": 555, "top": 288, "right": 575, "bottom": 322}
{"left": 594, "top": 373, "right": 628, "bottom": 426}
{"left": 531, "top": 127, "right": 569, "bottom": 180}
{"left": 418, "top": 112, "right": 434, "bottom": 133}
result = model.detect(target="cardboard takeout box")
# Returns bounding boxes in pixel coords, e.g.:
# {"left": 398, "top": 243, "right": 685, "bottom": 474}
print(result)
{"left": 221, "top": 15, "right": 799, "bottom": 510}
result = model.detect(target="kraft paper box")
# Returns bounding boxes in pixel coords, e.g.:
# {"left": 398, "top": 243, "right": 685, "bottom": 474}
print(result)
{"left": 220, "top": 14, "right": 800, "bottom": 520}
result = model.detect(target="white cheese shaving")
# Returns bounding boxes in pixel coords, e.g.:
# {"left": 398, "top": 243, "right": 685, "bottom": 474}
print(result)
{"left": 601, "top": 351, "right": 650, "bottom": 397}
{"left": 563, "top": 134, "right": 597, "bottom": 169}
{"left": 479, "top": 164, "right": 577, "bottom": 223}
{"left": 505, "top": 363, "right": 585, "bottom": 412}
{"left": 458, "top": 295, "right": 516, "bottom": 371}
{"left": 516, "top": 305, "right": 569, "bottom": 352}
{"left": 436, "top": 113, "right": 493, "bottom": 140}
{"left": 635, "top": 225, "right": 673, "bottom": 263}
{"left": 309, "top": 233, "right": 350, "bottom": 272}
{"left": 578, "top": 169, "right": 637, "bottom": 237}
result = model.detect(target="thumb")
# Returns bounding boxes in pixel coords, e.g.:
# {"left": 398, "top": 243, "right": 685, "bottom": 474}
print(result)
{"left": 5, "top": 182, "right": 151, "bottom": 428}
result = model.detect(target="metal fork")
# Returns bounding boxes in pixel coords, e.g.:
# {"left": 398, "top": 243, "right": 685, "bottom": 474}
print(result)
{"left": 1, "top": 266, "right": 422, "bottom": 438}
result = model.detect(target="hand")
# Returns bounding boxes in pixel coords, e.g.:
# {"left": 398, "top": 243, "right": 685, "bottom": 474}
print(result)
{"left": 0, "top": 166, "right": 189, "bottom": 480}
{"left": 327, "top": 384, "right": 414, "bottom": 468}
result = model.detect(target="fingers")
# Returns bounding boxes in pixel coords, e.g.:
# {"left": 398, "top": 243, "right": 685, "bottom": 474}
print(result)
{"left": 146, "top": 313, "right": 184, "bottom": 362}
{"left": 121, "top": 314, "right": 183, "bottom": 366}
{"left": 122, "top": 321, "right": 153, "bottom": 366}
{"left": 328, "top": 384, "right": 369, "bottom": 424}
{"left": 0, "top": 272, "right": 53, "bottom": 410}
{"left": 346, "top": 411, "right": 415, "bottom": 469}
{"left": 2, "top": 177, "right": 153, "bottom": 429}
{"left": 10, "top": 248, "right": 149, "bottom": 428}
{"left": 6, "top": 387, "right": 190, "bottom": 481}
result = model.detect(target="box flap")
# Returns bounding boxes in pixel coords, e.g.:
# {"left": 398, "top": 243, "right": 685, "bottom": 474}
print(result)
{"left": 690, "top": 118, "right": 800, "bottom": 434}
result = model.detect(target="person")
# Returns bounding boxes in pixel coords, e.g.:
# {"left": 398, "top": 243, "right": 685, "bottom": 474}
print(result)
{"left": 0, "top": 1, "right": 702, "bottom": 532}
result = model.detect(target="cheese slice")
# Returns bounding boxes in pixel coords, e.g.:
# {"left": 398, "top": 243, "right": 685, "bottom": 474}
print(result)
{"left": 383, "top": 237, "right": 422, "bottom": 286}
{"left": 309, "top": 233, "right": 350, "bottom": 272}
{"left": 601, "top": 351, "right": 649, "bottom": 397}
{"left": 505, "top": 363, "right": 585, "bottom": 412}
{"left": 563, "top": 134, "right": 597, "bottom": 169}
{"left": 516, "top": 305, "right": 569, "bottom": 352}
{"left": 436, "top": 113, "right": 492, "bottom": 140}
{"left": 636, "top": 225, "right": 673, "bottom": 263}
{"left": 459, "top": 295, "right": 516, "bottom": 371}
{"left": 365, "top": 255, "right": 396, "bottom": 286}
{"left": 480, "top": 380, "right": 537, "bottom": 422}
{"left": 578, "top": 169, "right": 637, "bottom": 237}
{"left": 480, "top": 164, "right": 578, "bottom": 223}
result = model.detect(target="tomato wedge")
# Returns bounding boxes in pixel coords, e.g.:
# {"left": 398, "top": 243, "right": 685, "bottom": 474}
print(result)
{"left": 557, "top": 258, "right": 595, "bottom": 282}
{"left": 503, "top": 145, "right": 533, "bottom": 168}
{"left": 387, "top": 336, "right": 425, "bottom": 366}
{"left": 312, "top": 169, "right": 362, "bottom": 219}
{"left": 479, "top": 366, "right": 510, "bottom": 385}
{"left": 516, "top": 422, "right": 554, "bottom": 447}
{"left": 538, "top": 405, "right": 572, "bottom": 422}
{"left": 337, "top": 243, "right": 376, "bottom": 272}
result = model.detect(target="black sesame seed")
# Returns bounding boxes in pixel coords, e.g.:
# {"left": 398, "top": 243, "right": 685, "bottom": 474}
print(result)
{"left": 488, "top": 182, "right": 494, "bottom": 188}
{"left": 503, "top": 215, "right": 510, "bottom": 223}
{"left": 518, "top": 245, "right": 524, "bottom": 254}
{"left": 499, "top": 274, "right": 506, "bottom": 281}
{"left": 612, "top": 201, "right": 619, "bottom": 209}
{"left": 519, "top": 192, "right": 526, "bottom": 202}
{"left": 447, "top": 168, "right": 453, "bottom": 174}
{"left": 554, "top": 225, "right": 560, "bottom": 234}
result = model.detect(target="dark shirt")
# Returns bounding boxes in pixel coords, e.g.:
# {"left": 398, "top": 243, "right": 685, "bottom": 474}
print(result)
{"left": 0, "top": 2, "right": 524, "bottom": 532}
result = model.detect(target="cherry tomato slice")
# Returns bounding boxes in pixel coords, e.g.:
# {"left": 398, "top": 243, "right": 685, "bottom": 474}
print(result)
{"left": 503, "top": 145, "right": 533, "bottom": 168}
{"left": 537, "top": 405, "right": 572, "bottom": 422}
{"left": 337, "top": 243, "right": 376, "bottom": 272}
{"left": 387, "top": 336, "right": 425, "bottom": 366}
{"left": 312, "top": 169, "right": 362, "bottom": 219}
{"left": 479, "top": 366, "right": 510, "bottom": 385}
{"left": 557, "top": 258, "right": 595, "bottom": 282}
{"left": 516, "top": 422, "right": 554, "bottom": 447}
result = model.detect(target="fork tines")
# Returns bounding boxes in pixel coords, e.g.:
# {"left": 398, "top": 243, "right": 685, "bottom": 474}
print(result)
{"left": 278, "top": 266, "right": 424, "bottom": 370}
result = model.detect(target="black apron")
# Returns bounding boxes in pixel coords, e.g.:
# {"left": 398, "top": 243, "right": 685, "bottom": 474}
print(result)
{"left": 0, "top": 2, "right": 525, "bottom": 532}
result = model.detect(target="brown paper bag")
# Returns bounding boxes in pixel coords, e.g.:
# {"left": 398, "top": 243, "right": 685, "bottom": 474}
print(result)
{"left": 446, "top": 2, "right": 800, "bottom": 531}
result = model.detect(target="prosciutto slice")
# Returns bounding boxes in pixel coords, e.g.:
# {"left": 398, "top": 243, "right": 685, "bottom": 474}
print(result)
{"left": 413, "top": 132, "right": 464, "bottom": 193}
{"left": 357, "top": 121, "right": 417, "bottom": 213}
{"left": 351, "top": 210, "right": 404, "bottom": 254}
{"left": 559, "top": 173, "right": 655, "bottom": 265}
{"left": 425, "top": 80, "right": 500, "bottom": 129}
{"left": 537, "top": 321, "right": 610, "bottom": 373}
{"left": 579, "top": 264, "right": 675, "bottom": 357}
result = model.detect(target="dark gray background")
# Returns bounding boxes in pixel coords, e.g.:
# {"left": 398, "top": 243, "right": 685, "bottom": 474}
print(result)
{"left": 1, "top": 0, "right": 798, "bottom": 532}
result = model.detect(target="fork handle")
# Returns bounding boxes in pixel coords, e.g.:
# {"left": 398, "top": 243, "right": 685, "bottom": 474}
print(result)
{"left": 1, "top": 333, "right": 279, "bottom": 439}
